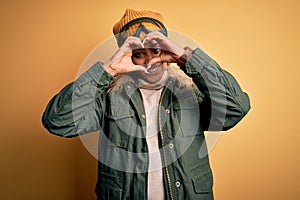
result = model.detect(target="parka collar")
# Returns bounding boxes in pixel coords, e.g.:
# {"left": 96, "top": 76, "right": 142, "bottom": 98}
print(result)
{"left": 108, "top": 64, "right": 193, "bottom": 94}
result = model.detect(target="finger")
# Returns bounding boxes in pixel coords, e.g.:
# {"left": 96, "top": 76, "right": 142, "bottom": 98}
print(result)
{"left": 143, "top": 31, "right": 165, "bottom": 44}
{"left": 120, "top": 37, "right": 142, "bottom": 53}
{"left": 146, "top": 49, "right": 177, "bottom": 65}
{"left": 144, "top": 32, "right": 182, "bottom": 56}
{"left": 159, "top": 50, "right": 176, "bottom": 62}
{"left": 145, "top": 31, "right": 165, "bottom": 39}
{"left": 124, "top": 36, "right": 144, "bottom": 50}
{"left": 142, "top": 37, "right": 158, "bottom": 48}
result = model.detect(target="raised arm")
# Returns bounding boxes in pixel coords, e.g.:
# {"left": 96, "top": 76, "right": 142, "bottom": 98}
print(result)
{"left": 141, "top": 31, "right": 250, "bottom": 131}
{"left": 42, "top": 62, "right": 114, "bottom": 137}
{"left": 181, "top": 48, "right": 250, "bottom": 131}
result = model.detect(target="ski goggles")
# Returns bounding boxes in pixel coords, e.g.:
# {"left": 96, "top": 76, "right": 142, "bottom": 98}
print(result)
{"left": 116, "top": 17, "right": 168, "bottom": 47}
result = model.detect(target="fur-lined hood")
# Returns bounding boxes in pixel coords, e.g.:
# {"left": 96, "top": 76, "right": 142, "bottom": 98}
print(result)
{"left": 108, "top": 64, "right": 193, "bottom": 93}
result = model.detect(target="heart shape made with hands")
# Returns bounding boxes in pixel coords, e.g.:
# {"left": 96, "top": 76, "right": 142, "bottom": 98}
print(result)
{"left": 104, "top": 32, "right": 184, "bottom": 76}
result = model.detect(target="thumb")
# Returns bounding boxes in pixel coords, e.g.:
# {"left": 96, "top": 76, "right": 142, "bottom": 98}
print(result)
{"left": 159, "top": 51, "right": 177, "bottom": 63}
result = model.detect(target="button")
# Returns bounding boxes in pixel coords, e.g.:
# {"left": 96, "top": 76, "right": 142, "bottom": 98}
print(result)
{"left": 165, "top": 109, "right": 170, "bottom": 114}
{"left": 175, "top": 181, "right": 181, "bottom": 187}
{"left": 141, "top": 114, "right": 146, "bottom": 119}
{"left": 169, "top": 143, "right": 174, "bottom": 148}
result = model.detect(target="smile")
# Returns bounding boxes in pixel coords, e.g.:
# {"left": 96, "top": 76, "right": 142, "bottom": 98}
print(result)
{"left": 146, "top": 63, "right": 161, "bottom": 73}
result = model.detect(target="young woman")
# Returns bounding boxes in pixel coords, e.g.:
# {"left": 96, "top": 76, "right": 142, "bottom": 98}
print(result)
{"left": 42, "top": 9, "right": 250, "bottom": 200}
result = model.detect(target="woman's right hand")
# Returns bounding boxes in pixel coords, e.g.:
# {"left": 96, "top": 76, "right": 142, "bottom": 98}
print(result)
{"left": 103, "top": 36, "right": 147, "bottom": 76}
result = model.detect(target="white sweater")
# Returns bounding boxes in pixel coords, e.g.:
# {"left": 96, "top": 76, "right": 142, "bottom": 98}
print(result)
{"left": 140, "top": 88, "right": 165, "bottom": 200}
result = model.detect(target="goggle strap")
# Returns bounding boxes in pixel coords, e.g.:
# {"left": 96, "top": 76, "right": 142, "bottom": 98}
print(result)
{"left": 117, "top": 17, "right": 168, "bottom": 47}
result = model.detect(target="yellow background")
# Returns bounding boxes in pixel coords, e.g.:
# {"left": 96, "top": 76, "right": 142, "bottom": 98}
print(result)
{"left": 1, "top": 0, "right": 299, "bottom": 199}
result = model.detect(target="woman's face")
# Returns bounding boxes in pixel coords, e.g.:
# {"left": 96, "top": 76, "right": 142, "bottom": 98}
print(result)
{"left": 131, "top": 43, "right": 166, "bottom": 83}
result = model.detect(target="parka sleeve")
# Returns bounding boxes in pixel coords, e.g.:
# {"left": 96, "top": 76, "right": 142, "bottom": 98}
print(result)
{"left": 181, "top": 48, "right": 250, "bottom": 131}
{"left": 42, "top": 62, "right": 115, "bottom": 137}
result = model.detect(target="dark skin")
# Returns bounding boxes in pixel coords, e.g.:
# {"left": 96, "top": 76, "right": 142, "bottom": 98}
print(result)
{"left": 104, "top": 31, "right": 185, "bottom": 82}
{"left": 131, "top": 43, "right": 165, "bottom": 83}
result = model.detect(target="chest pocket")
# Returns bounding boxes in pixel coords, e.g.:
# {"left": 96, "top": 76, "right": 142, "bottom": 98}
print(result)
{"left": 105, "top": 105, "right": 135, "bottom": 149}
{"left": 173, "top": 91, "right": 202, "bottom": 137}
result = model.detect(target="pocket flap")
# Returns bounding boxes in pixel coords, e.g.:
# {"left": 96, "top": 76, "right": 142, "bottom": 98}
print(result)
{"left": 191, "top": 169, "right": 213, "bottom": 193}
{"left": 106, "top": 105, "right": 134, "bottom": 120}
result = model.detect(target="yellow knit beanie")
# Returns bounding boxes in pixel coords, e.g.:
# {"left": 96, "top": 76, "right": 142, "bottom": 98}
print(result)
{"left": 113, "top": 9, "right": 165, "bottom": 36}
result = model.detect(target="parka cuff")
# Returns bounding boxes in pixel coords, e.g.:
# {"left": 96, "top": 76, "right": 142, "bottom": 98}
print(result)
{"left": 182, "top": 48, "right": 215, "bottom": 75}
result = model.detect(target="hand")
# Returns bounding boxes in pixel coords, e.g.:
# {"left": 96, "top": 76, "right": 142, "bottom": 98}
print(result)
{"left": 104, "top": 36, "right": 147, "bottom": 76}
{"left": 142, "top": 31, "right": 185, "bottom": 64}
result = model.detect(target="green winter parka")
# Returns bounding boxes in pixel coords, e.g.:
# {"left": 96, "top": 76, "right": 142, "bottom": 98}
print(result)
{"left": 42, "top": 48, "right": 250, "bottom": 200}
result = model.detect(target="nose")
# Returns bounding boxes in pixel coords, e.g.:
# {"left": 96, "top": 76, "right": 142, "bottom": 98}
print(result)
{"left": 144, "top": 49, "right": 154, "bottom": 65}
{"left": 144, "top": 48, "right": 159, "bottom": 66}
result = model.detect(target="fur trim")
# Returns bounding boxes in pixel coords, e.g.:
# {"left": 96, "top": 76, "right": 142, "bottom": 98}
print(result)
{"left": 108, "top": 63, "right": 193, "bottom": 93}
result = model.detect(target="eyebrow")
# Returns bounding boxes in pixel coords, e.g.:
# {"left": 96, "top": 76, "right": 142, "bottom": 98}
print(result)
{"left": 132, "top": 42, "right": 160, "bottom": 52}
{"left": 132, "top": 48, "right": 144, "bottom": 52}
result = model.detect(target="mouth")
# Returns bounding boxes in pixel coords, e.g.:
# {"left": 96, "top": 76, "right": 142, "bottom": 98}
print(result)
{"left": 145, "top": 63, "right": 161, "bottom": 73}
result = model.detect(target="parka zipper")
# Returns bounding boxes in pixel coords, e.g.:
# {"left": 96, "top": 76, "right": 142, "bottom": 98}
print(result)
{"left": 158, "top": 80, "right": 174, "bottom": 200}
